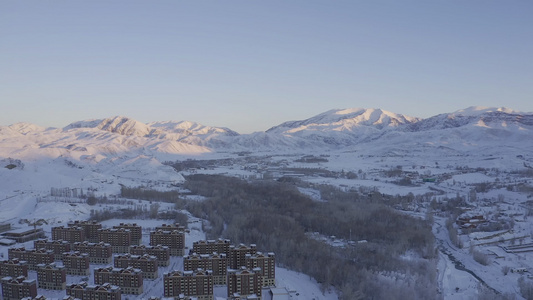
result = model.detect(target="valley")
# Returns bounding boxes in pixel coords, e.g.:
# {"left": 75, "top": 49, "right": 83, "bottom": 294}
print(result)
{"left": 1, "top": 106, "right": 533, "bottom": 299}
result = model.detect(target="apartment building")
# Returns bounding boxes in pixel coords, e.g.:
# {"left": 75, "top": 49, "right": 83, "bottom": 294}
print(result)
{"left": 130, "top": 244, "right": 170, "bottom": 266}
{"left": 51, "top": 226, "right": 85, "bottom": 245}
{"left": 192, "top": 239, "right": 231, "bottom": 255}
{"left": 184, "top": 252, "right": 228, "bottom": 285}
{"left": 0, "top": 258, "right": 28, "bottom": 277}
{"left": 68, "top": 220, "right": 102, "bottom": 242}
{"left": 113, "top": 223, "right": 142, "bottom": 245}
{"left": 8, "top": 248, "right": 54, "bottom": 270}
{"left": 163, "top": 269, "right": 214, "bottom": 300}
{"left": 34, "top": 239, "right": 71, "bottom": 260}
{"left": 36, "top": 263, "right": 66, "bottom": 290}
{"left": 98, "top": 228, "right": 131, "bottom": 253}
{"left": 66, "top": 281, "right": 121, "bottom": 300}
{"left": 94, "top": 266, "right": 143, "bottom": 295}
{"left": 227, "top": 267, "right": 262, "bottom": 299}
{"left": 1, "top": 276, "right": 37, "bottom": 300}
{"left": 150, "top": 229, "right": 185, "bottom": 256}
{"left": 228, "top": 244, "right": 257, "bottom": 269}
{"left": 62, "top": 251, "right": 90, "bottom": 276}
{"left": 114, "top": 253, "right": 158, "bottom": 279}
{"left": 245, "top": 252, "right": 275, "bottom": 287}
{"left": 155, "top": 223, "right": 187, "bottom": 231}
{"left": 73, "top": 241, "right": 113, "bottom": 264}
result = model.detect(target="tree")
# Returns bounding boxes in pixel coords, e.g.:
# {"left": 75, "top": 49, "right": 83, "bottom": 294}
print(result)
{"left": 87, "top": 196, "right": 98, "bottom": 206}
{"left": 23, "top": 218, "right": 48, "bottom": 230}
{"left": 501, "top": 266, "right": 511, "bottom": 275}
{"left": 149, "top": 203, "right": 160, "bottom": 219}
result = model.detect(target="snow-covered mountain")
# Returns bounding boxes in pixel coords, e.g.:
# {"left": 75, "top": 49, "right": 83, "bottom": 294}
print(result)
{"left": 405, "top": 106, "right": 533, "bottom": 132}
{"left": 268, "top": 108, "right": 419, "bottom": 133}
{"left": 2, "top": 106, "right": 532, "bottom": 155}
{"left": 1, "top": 106, "right": 532, "bottom": 172}
{"left": 264, "top": 108, "right": 421, "bottom": 147}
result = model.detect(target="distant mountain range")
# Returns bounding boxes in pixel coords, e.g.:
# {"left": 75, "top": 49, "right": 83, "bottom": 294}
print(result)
{"left": 1, "top": 107, "right": 532, "bottom": 158}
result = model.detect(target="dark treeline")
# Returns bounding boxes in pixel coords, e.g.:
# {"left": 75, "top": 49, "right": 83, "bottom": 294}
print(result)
{"left": 89, "top": 204, "right": 189, "bottom": 227}
{"left": 120, "top": 185, "right": 184, "bottom": 205}
{"left": 184, "top": 174, "right": 438, "bottom": 299}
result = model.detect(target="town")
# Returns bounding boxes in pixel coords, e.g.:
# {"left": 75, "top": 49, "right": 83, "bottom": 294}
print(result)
{"left": 0, "top": 220, "right": 277, "bottom": 300}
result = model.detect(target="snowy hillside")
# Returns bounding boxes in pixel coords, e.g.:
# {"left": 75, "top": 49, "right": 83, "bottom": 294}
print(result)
{"left": 0, "top": 106, "right": 531, "bottom": 195}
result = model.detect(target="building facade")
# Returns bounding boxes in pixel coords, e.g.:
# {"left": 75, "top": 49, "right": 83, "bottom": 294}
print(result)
{"left": 113, "top": 223, "right": 142, "bottom": 245}
{"left": 0, "top": 258, "right": 28, "bottom": 278}
{"left": 229, "top": 244, "right": 257, "bottom": 269}
{"left": 62, "top": 252, "right": 90, "bottom": 276}
{"left": 150, "top": 229, "right": 185, "bottom": 256}
{"left": 1, "top": 276, "right": 37, "bottom": 300}
{"left": 51, "top": 226, "right": 85, "bottom": 245}
{"left": 94, "top": 266, "right": 143, "bottom": 295}
{"left": 66, "top": 282, "right": 121, "bottom": 300}
{"left": 34, "top": 239, "right": 71, "bottom": 260}
{"left": 164, "top": 269, "right": 214, "bottom": 300}
{"left": 130, "top": 244, "right": 170, "bottom": 266}
{"left": 98, "top": 228, "right": 132, "bottom": 253}
{"left": 36, "top": 263, "right": 66, "bottom": 290}
{"left": 227, "top": 267, "right": 262, "bottom": 299}
{"left": 184, "top": 252, "right": 228, "bottom": 285}
{"left": 192, "top": 239, "right": 231, "bottom": 256}
{"left": 68, "top": 220, "right": 102, "bottom": 243}
{"left": 8, "top": 248, "right": 54, "bottom": 270}
{"left": 245, "top": 252, "right": 275, "bottom": 287}
{"left": 114, "top": 253, "right": 158, "bottom": 279}
{"left": 73, "top": 241, "right": 113, "bottom": 264}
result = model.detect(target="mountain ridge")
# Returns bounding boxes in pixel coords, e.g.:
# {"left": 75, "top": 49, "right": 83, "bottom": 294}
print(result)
{"left": 1, "top": 106, "right": 532, "bottom": 156}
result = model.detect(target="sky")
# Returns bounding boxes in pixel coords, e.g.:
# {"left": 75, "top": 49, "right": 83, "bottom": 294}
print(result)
{"left": 1, "top": 1, "right": 532, "bottom": 133}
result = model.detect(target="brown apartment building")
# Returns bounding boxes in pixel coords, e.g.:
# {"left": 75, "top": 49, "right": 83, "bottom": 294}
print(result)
{"left": 245, "top": 252, "right": 275, "bottom": 287}
{"left": 34, "top": 239, "right": 71, "bottom": 260}
{"left": 68, "top": 220, "right": 102, "bottom": 242}
{"left": 98, "top": 228, "right": 131, "bottom": 253}
{"left": 66, "top": 282, "right": 121, "bottom": 300}
{"left": 1, "top": 276, "right": 37, "bottom": 300}
{"left": 0, "top": 258, "right": 28, "bottom": 277}
{"left": 73, "top": 241, "right": 113, "bottom": 264}
{"left": 184, "top": 252, "right": 228, "bottom": 285}
{"left": 227, "top": 267, "right": 262, "bottom": 300}
{"left": 130, "top": 244, "right": 170, "bottom": 266}
{"left": 8, "top": 248, "right": 54, "bottom": 270}
{"left": 164, "top": 269, "right": 214, "bottom": 300}
{"left": 150, "top": 229, "right": 185, "bottom": 256}
{"left": 229, "top": 244, "right": 257, "bottom": 269}
{"left": 113, "top": 223, "right": 142, "bottom": 245}
{"left": 51, "top": 226, "right": 86, "bottom": 245}
{"left": 94, "top": 266, "right": 143, "bottom": 295}
{"left": 36, "top": 263, "right": 66, "bottom": 290}
{"left": 114, "top": 253, "right": 158, "bottom": 279}
{"left": 192, "top": 239, "right": 231, "bottom": 255}
{"left": 62, "top": 251, "right": 90, "bottom": 276}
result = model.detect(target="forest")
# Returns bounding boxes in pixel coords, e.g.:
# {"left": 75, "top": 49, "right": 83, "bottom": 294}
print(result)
{"left": 182, "top": 174, "right": 439, "bottom": 299}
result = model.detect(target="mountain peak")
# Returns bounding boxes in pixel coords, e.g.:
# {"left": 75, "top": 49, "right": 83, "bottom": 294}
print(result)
{"left": 8, "top": 122, "right": 48, "bottom": 134}
{"left": 96, "top": 116, "right": 152, "bottom": 136}
{"left": 451, "top": 106, "right": 521, "bottom": 117}
{"left": 267, "top": 107, "right": 419, "bottom": 133}
{"left": 64, "top": 116, "right": 152, "bottom": 137}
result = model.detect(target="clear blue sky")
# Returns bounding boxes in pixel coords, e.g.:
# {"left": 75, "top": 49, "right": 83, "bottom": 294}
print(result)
{"left": 1, "top": 1, "right": 532, "bottom": 133}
